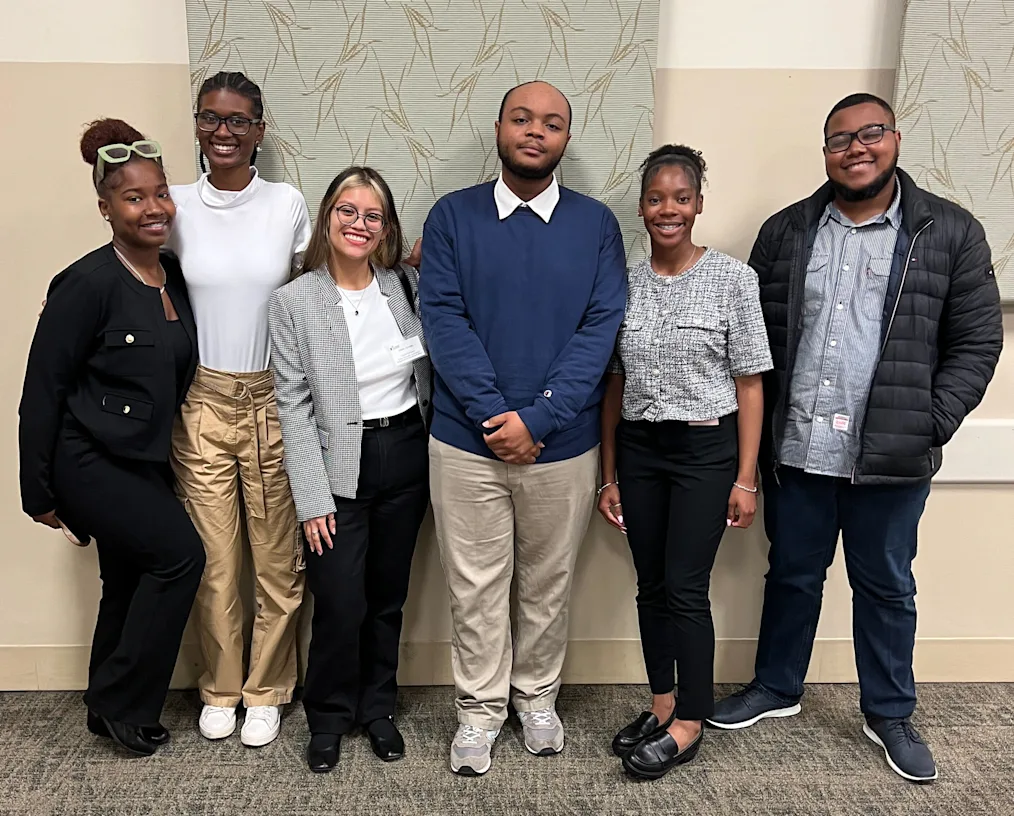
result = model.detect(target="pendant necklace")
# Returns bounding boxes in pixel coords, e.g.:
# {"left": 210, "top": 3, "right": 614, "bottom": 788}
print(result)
{"left": 115, "top": 247, "right": 166, "bottom": 294}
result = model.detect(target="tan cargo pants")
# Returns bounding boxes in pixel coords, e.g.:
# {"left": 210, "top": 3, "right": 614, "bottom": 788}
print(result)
{"left": 171, "top": 366, "right": 305, "bottom": 708}
{"left": 429, "top": 438, "right": 599, "bottom": 730}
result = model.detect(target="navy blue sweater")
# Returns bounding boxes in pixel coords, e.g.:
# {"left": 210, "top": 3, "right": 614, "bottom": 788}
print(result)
{"left": 419, "top": 181, "right": 627, "bottom": 462}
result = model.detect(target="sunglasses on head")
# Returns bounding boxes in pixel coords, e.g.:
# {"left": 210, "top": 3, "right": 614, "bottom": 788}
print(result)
{"left": 94, "top": 140, "right": 163, "bottom": 186}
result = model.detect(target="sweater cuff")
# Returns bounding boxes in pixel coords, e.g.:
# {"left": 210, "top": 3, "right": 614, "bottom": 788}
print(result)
{"left": 517, "top": 401, "right": 556, "bottom": 445}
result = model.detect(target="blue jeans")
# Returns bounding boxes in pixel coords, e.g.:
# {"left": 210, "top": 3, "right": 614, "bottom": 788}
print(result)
{"left": 753, "top": 466, "right": 931, "bottom": 720}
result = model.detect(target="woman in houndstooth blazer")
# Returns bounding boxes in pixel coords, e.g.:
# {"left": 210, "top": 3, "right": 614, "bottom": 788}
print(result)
{"left": 268, "top": 167, "right": 432, "bottom": 773}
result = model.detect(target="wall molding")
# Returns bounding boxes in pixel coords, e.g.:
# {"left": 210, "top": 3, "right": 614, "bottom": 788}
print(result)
{"left": 934, "top": 418, "right": 1014, "bottom": 483}
{"left": 3, "top": 637, "right": 1012, "bottom": 691}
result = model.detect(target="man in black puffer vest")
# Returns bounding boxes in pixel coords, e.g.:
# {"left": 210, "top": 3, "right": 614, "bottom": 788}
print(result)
{"left": 708, "top": 94, "right": 1002, "bottom": 783}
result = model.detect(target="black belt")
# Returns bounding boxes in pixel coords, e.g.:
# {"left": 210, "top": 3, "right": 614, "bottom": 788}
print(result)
{"left": 361, "top": 408, "right": 421, "bottom": 430}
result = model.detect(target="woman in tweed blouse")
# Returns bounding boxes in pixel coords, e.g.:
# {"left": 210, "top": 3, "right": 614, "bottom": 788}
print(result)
{"left": 268, "top": 167, "right": 431, "bottom": 773}
{"left": 598, "top": 145, "right": 772, "bottom": 779}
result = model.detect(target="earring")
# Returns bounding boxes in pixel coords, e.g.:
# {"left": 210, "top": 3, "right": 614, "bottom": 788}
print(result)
{"left": 104, "top": 215, "right": 110, "bottom": 222}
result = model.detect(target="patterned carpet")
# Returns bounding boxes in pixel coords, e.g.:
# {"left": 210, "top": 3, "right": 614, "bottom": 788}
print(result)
{"left": 1, "top": 684, "right": 1011, "bottom": 815}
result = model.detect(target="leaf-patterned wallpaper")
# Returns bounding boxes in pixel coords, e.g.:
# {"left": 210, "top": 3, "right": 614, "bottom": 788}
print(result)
{"left": 894, "top": 0, "right": 1014, "bottom": 300}
{"left": 185, "top": 0, "right": 657, "bottom": 262}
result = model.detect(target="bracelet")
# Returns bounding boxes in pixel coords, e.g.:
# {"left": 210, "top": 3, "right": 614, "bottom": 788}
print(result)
{"left": 597, "top": 482, "right": 618, "bottom": 495}
{"left": 733, "top": 482, "right": 758, "bottom": 494}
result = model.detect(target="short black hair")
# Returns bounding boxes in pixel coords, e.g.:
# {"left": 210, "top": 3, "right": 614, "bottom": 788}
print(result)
{"left": 824, "top": 93, "right": 895, "bottom": 135}
{"left": 498, "top": 82, "right": 572, "bottom": 133}
{"left": 639, "top": 144, "right": 707, "bottom": 199}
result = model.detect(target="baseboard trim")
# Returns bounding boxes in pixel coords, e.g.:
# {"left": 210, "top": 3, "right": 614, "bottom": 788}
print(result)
{"left": 2, "top": 637, "right": 1012, "bottom": 691}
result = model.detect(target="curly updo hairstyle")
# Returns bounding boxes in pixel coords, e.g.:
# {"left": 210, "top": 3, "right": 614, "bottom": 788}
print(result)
{"left": 638, "top": 144, "right": 708, "bottom": 200}
{"left": 80, "top": 118, "right": 160, "bottom": 195}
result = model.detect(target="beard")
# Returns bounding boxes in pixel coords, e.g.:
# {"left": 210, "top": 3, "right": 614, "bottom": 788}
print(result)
{"left": 829, "top": 153, "right": 898, "bottom": 202}
{"left": 497, "top": 137, "right": 563, "bottom": 181}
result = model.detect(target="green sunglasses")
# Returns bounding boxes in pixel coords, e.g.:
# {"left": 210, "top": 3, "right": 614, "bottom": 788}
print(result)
{"left": 94, "top": 140, "right": 163, "bottom": 186}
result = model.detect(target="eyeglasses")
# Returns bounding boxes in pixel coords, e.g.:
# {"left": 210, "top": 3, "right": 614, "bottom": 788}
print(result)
{"left": 94, "top": 140, "right": 163, "bottom": 186}
{"left": 825, "top": 124, "right": 897, "bottom": 153}
{"left": 195, "top": 112, "right": 263, "bottom": 136}
{"left": 334, "top": 204, "right": 385, "bottom": 233}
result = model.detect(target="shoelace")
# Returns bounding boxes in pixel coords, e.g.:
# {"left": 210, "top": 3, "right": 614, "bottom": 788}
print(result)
{"left": 204, "top": 706, "right": 232, "bottom": 719}
{"left": 458, "top": 725, "right": 484, "bottom": 746}
{"left": 525, "top": 710, "right": 556, "bottom": 728}
{"left": 246, "top": 707, "right": 276, "bottom": 725}
{"left": 887, "top": 720, "right": 924, "bottom": 745}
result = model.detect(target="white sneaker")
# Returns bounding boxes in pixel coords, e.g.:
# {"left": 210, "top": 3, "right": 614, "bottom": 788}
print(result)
{"left": 199, "top": 705, "right": 237, "bottom": 740}
{"left": 449, "top": 724, "right": 499, "bottom": 776}
{"left": 518, "top": 707, "right": 565, "bottom": 755}
{"left": 241, "top": 705, "right": 282, "bottom": 747}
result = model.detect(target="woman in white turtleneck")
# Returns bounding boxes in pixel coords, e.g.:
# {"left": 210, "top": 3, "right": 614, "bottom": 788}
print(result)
{"left": 166, "top": 71, "right": 310, "bottom": 749}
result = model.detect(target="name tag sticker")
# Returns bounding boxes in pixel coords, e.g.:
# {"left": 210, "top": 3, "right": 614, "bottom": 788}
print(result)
{"left": 688, "top": 419, "right": 720, "bottom": 427}
{"left": 388, "top": 335, "right": 426, "bottom": 366}
{"left": 833, "top": 413, "right": 851, "bottom": 432}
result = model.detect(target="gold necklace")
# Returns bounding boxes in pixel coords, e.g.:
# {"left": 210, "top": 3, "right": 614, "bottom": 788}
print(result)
{"left": 115, "top": 248, "right": 166, "bottom": 294}
{"left": 676, "top": 245, "right": 701, "bottom": 275}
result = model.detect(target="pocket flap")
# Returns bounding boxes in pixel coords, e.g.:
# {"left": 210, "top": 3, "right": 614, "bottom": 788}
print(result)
{"left": 105, "top": 329, "right": 155, "bottom": 348}
{"left": 101, "top": 393, "right": 154, "bottom": 421}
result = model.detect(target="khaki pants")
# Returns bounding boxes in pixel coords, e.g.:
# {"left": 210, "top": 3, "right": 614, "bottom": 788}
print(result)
{"left": 429, "top": 437, "right": 598, "bottom": 729}
{"left": 171, "top": 366, "right": 305, "bottom": 708}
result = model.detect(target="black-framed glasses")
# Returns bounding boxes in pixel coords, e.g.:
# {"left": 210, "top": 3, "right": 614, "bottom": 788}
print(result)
{"left": 195, "top": 112, "right": 263, "bottom": 136}
{"left": 334, "top": 204, "right": 385, "bottom": 233}
{"left": 825, "top": 124, "right": 896, "bottom": 153}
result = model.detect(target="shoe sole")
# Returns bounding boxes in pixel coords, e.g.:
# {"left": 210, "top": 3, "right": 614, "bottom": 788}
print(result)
{"left": 525, "top": 738, "right": 564, "bottom": 757}
{"left": 450, "top": 753, "right": 492, "bottom": 776}
{"left": 705, "top": 703, "right": 801, "bottom": 731}
{"left": 241, "top": 725, "right": 280, "bottom": 748}
{"left": 862, "top": 724, "right": 938, "bottom": 783}
{"left": 200, "top": 721, "right": 237, "bottom": 740}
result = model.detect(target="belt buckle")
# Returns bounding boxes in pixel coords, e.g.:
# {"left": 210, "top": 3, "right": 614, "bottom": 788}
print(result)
{"left": 379, "top": 416, "right": 390, "bottom": 428}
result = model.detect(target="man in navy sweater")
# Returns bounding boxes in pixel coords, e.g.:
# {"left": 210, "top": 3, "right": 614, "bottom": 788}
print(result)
{"left": 420, "top": 81, "right": 627, "bottom": 776}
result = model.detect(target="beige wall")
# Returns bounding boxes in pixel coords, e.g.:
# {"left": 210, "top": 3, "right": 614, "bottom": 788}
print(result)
{"left": 1, "top": 0, "right": 1010, "bottom": 690}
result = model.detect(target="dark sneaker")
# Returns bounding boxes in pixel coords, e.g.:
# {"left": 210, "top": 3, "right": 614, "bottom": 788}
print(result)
{"left": 706, "top": 683, "right": 801, "bottom": 730}
{"left": 863, "top": 718, "right": 937, "bottom": 783}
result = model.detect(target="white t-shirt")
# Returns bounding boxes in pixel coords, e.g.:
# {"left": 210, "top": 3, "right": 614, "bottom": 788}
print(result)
{"left": 337, "top": 276, "right": 416, "bottom": 420}
{"left": 168, "top": 168, "right": 311, "bottom": 372}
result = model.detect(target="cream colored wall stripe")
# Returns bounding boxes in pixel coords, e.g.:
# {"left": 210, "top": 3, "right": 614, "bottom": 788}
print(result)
{"left": 0, "top": 0, "right": 189, "bottom": 64}
{"left": 657, "top": 0, "right": 904, "bottom": 69}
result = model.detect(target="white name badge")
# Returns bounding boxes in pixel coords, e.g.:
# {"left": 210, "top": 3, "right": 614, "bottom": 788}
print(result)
{"left": 833, "top": 413, "right": 851, "bottom": 432}
{"left": 388, "top": 336, "right": 426, "bottom": 366}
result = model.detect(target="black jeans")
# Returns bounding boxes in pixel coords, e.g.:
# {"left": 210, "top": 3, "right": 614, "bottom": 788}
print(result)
{"left": 754, "top": 465, "right": 930, "bottom": 719}
{"left": 52, "top": 417, "right": 206, "bottom": 726}
{"left": 616, "top": 416, "right": 738, "bottom": 721}
{"left": 302, "top": 413, "right": 429, "bottom": 735}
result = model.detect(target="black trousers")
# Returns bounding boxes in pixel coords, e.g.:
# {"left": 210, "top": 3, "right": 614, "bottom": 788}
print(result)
{"left": 303, "top": 413, "right": 429, "bottom": 735}
{"left": 52, "top": 417, "right": 205, "bottom": 726}
{"left": 616, "top": 416, "right": 738, "bottom": 721}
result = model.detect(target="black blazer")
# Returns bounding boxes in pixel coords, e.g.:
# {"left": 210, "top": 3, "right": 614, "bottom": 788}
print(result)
{"left": 19, "top": 243, "right": 199, "bottom": 516}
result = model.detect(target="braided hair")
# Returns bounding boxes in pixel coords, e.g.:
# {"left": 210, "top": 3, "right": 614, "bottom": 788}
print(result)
{"left": 638, "top": 144, "right": 707, "bottom": 200}
{"left": 196, "top": 71, "right": 265, "bottom": 173}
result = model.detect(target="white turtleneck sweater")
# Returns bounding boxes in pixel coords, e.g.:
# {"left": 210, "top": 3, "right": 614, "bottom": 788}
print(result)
{"left": 168, "top": 168, "right": 311, "bottom": 373}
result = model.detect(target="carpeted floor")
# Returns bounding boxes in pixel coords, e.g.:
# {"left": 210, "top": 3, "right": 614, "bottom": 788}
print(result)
{"left": 1, "top": 684, "right": 1011, "bottom": 815}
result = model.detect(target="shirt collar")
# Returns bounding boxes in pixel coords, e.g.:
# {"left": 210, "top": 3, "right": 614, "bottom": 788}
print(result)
{"left": 822, "top": 177, "right": 902, "bottom": 231}
{"left": 493, "top": 173, "right": 560, "bottom": 223}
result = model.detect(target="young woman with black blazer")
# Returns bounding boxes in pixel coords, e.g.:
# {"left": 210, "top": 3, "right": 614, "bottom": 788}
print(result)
{"left": 269, "top": 167, "right": 431, "bottom": 773}
{"left": 19, "top": 118, "right": 204, "bottom": 756}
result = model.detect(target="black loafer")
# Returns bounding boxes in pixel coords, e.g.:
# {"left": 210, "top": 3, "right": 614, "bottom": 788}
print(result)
{"left": 88, "top": 710, "right": 169, "bottom": 746}
{"left": 622, "top": 727, "right": 703, "bottom": 780}
{"left": 307, "top": 734, "right": 341, "bottom": 773}
{"left": 612, "top": 707, "right": 677, "bottom": 757}
{"left": 99, "top": 716, "right": 158, "bottom": 757}
{"left": 366, "top": 716, "right": 405, "bottom": 762}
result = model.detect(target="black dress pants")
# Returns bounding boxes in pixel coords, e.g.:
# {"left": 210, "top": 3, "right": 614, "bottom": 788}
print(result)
{"left": 616, "top": 416, "right": 738, "bottom": 721}
{"left": 303, "top": 413, "right": 429, "bottom": 735}
{"left": 52, "top": 417, "right": 205, "bottom": 726}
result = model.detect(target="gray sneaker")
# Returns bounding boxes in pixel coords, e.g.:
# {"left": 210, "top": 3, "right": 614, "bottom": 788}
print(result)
{"left": 449, "top": 724, "right": 499, "bottom": 776}
{"left": 518, "top": 707, "right": 564, "bottom": 756}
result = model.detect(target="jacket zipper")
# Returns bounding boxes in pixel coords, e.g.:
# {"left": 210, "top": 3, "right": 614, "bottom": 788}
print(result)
{"left": 851, "top": 219, "right": 934, "bottom": 484}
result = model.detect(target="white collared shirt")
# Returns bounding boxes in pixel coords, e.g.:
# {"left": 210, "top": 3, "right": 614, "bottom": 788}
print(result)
{"left": 493, "top": 173, "right": 560, "bottom": 223}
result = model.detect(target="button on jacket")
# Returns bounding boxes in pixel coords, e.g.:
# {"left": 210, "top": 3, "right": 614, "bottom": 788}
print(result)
{"left": 19, "top": 243, "right": 199, "bottom": 516}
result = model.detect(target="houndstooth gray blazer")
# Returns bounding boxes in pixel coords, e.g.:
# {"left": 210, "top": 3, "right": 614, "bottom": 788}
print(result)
{"left": 268, "top": 264, "right": 432, "bottom": 522}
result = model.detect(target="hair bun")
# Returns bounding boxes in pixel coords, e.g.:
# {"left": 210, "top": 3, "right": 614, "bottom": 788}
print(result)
{"left": 80, "top": 118, "right": 145, "bottom": 166}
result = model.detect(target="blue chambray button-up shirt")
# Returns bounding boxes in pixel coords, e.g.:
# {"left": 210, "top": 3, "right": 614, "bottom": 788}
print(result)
{"left": 779, "top": 180, "right": 902, "bottom": 478}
